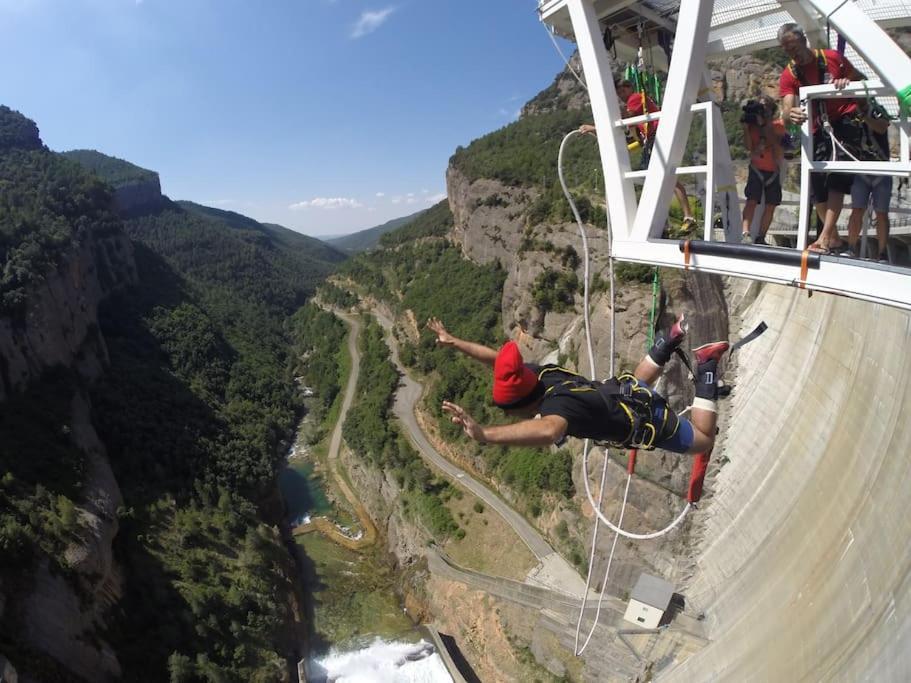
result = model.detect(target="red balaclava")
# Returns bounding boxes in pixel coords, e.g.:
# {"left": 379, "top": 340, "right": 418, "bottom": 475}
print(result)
{"left": 492, "top": 341, "right": 539, "bottom": 407}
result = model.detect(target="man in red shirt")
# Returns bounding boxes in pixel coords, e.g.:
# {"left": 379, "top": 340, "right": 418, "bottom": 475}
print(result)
{"left": 615, "top": 79, "right": 698, "bottom": 233}
{"left": 741, "top": 96, "right": 786, "bottom": 245}
{"left": 778, "top": 22, "right": 864, "bottom": 253}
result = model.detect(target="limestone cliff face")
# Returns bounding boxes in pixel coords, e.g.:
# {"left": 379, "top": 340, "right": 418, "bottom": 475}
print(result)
{"left": 112, "top": 174, "right": 163, "bottom": 214}
{"left": 0, "top": 230, "right": 137, "bottom": 400}
{"left": 0, "top": 230, "right": 136, "bottom": 680}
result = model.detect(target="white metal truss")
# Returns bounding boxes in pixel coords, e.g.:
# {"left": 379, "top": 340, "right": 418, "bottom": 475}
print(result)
{"left": 538, "top": 0, "right": 911, "bottom": 310}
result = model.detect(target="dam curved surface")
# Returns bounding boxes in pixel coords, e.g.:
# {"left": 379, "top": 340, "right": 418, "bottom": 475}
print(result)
{"left": 664, "top": 282, "right": 911, "bottom": 681}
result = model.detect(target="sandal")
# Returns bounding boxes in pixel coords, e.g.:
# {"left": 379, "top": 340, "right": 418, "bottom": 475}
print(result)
{"left": 807, "top": 242, "right": 833, "bottom": 255}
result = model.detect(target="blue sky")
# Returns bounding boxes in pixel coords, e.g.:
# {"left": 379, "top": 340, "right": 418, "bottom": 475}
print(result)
{"left": 2, "top": 0, "right": 573, "bottom": 236}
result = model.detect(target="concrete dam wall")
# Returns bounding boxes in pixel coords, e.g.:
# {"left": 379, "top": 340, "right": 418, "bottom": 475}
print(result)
{"left": 664, "top": 282, "right": 911, "bottom": 681}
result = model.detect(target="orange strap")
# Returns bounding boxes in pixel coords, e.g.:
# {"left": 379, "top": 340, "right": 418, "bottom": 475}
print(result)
{"left": 683, "top": 240, "right": 691, "bottom": 270}
{"left": 799, "top": 248, "right": 809, "bottom": 288}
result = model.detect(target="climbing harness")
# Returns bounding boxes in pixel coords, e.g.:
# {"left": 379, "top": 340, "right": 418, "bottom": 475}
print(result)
{"left": 538, "top": 367, "right": 676, "bottom": 450}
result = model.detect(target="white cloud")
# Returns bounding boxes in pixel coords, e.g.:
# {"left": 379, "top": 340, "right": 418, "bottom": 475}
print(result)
{"left": 375, "top": 192, "right": 385, "bottom": 197}
{"left": 425, "top": 193, "right": 447, "bottom": 203}
{"left": 391, "top": 196, "right": 402, "bottom": 204}
{"left": 350, "top": 7, "right": 395, "bottom": 39}
{"left": 289, "top": 197, "right": 362, "bottom": 210}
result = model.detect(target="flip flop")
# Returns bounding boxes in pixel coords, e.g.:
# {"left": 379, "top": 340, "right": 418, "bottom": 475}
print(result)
{"left": 807, "top": 243, "right": 833, "bottom": 255}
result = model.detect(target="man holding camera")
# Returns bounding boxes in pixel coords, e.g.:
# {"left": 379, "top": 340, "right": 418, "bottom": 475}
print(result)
{"left": 741, "top": 96, "right": 786, "bottom": 245}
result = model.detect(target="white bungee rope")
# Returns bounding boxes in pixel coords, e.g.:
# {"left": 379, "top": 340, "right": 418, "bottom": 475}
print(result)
{"left": 556, "top": 131, "right": 692, "bottom": 654}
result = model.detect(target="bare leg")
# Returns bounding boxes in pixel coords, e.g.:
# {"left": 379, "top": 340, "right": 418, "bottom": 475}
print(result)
{"left": 812, "top": 191, "right": 845, "bottom": 249}
{"left": 675, "top": 183, "right": 695, "bottom": 220}
{"left": 634, "top": 356, "right": 663, "bottom": 385}
{"left": 847, "top": 207, "right": 865, "bottom": 249}
{"left": 741, "top": 198, "right": 758, "bottom": 236}
{"left": 875, "top": 211, "right": 890, "bottom": 256}
{"left": 688, "top": 408, "right": 717, "bottom": 453}
{"left": 758, "top": 203, "right": 778, "bottom": 240}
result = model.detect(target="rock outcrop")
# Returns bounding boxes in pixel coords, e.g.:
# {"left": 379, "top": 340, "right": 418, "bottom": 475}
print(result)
{"left": 112, "top": 175, "right": 163, "bottom": 214}
{"left": 0, "top": 224, "right": 136, "bottom": 680}
{"left": 0, "top": 231, "right": 136, "bottom": 401}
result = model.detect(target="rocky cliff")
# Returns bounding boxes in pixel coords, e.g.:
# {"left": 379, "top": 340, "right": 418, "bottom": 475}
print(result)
{"left": 0, "top": 239, "right": 136, "bottom": 681}
{"left": 0, "top": 231, "right": 136, "bottom": 401}
{"left": 111, "top": 175, "right": 163, "bottom": 214}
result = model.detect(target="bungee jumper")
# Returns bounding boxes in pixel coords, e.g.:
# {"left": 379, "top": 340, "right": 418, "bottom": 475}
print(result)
{"left": 430, "top": 316, "right": 727, "bottom": 455}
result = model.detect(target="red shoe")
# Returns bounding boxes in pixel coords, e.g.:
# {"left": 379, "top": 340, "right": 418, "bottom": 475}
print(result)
{"left": 669, "top": 313, "right": 688, "bottom": 347}
{"left": 693, "top": 341, "right": 729, "bottom": 365}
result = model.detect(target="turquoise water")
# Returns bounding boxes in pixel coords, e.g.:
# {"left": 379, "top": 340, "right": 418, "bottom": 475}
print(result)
{"left": 280, "top": 459, "right": 332, "bottom": 524}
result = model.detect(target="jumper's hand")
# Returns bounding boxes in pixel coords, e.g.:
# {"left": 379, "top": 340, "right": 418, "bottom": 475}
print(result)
{"left": 442, "top": 401, "right": 485, "bottom": 443}
{"left": 579, "top": 124, "right": 597, "bottom": 137}
{"left": 427, "top": 317, "right": 455, "bottom": 347}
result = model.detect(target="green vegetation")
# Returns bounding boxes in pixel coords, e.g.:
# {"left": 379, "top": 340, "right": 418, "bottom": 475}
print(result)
{"left": 0, "top": 108, "right": 122, "bottom": 316}
{"left": 318, "top": 281, "right": 358, "bottom": 309}
{"left": 378, "top": 199, "right": 452, "bottom": 248}
{"left": 117, "top": 492, "right": 292, "bottom": 682}
{"left": 343, "top": 319, "right": 460, "bottom": 538}
{"left": 340, "top": 208, "right": 575, "bottom": 513}
{"left": 297, "top": 533, "right": 418, "bottom": 648}
{"left": 61, "top": 149, "right": 159, "bottom": 187}
{"left": 531, "top": 268, "right": 579, "bottom": 314}
{"left": 289, "top": 303, "right": 347, "bottom": 428}
{"left": 0, "top": 105, "right": 42, "bottom": 151}
{"left": 0, "top": 368, "right": 85, "bottom": 571}
{"left": 451, "top": 109, "right": 598, "bottom": 189}
{"left": 0, "top": 107, "right": 352, "bottom": 679}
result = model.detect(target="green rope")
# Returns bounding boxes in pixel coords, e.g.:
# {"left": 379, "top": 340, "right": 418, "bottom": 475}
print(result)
{"left": 646, "top": 267, "right": 660, "bottom": 349}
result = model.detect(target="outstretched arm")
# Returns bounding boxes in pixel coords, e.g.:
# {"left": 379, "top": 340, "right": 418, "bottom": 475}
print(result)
{"left": 442, "top": 401, "right": 567, "bottom": 447}
{"left": 427, "top": 318, "right": 497, "bottom": 367}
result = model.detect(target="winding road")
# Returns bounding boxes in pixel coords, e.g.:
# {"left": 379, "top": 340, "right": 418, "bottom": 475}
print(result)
{"left": 366, "top": 307, "right": 588, "bottom": 598}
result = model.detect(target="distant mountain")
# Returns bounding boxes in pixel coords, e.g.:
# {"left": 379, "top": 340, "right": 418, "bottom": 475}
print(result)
{"left": 178, "top": 200, "right": 347, "bottom": 264}
{"left": 327, "top": 208, "right": 428, "bottom": 253}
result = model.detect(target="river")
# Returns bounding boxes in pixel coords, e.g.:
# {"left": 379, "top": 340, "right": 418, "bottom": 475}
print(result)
{"left": 281, "top": 400, "right": 453, "bottom": 682}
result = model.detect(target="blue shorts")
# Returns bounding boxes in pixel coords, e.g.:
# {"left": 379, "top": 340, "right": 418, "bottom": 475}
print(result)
{"left": 851, "top": 175, "right": 892, "bottom": 214}
{"left": 635, "top": 380, "right": 695, "bottom": 454}
{"left": 654, "top": 404, "right": 696, "bottom": 454}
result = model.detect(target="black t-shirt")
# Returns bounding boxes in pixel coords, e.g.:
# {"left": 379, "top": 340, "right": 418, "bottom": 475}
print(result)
{"left": 528, "top": 364, "right": 632, "bottom": 442}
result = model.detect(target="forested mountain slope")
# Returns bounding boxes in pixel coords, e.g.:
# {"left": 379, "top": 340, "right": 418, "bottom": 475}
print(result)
{"left": 1, "top": 106, "right": 344, "bottom": 681}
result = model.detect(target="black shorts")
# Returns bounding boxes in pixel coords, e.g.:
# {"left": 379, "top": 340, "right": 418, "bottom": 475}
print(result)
{"left": 745, "top": 167, "right": 782, "bottom": 205}
{"left": 810, "top": 119, "right": 855, "bottom": 203}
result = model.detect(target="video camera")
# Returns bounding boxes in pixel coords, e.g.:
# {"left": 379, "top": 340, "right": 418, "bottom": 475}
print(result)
{"left": 740, "top": 100, "right": 766, "bottom": 125}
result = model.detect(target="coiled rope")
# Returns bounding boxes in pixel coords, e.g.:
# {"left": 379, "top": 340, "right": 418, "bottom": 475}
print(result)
{"left": 556, "top": 130, "right": 691, "bottom": 654}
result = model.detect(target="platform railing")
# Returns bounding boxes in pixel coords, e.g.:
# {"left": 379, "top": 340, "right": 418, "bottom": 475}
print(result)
{"left": 616, "top": 101, "right": 717, "bottom": 240}
{"left": 796, "top": 79, "right": 911, "bottom": 251}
